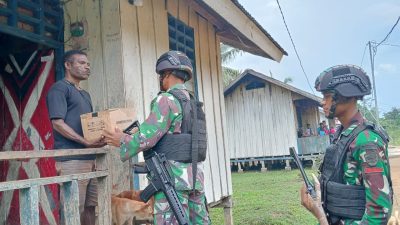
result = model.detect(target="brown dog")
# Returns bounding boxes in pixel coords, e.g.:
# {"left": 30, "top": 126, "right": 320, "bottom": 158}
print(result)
{"left": 111, "top": 190, "right": 154, "bottom": 225}
{"left": 116, "top": 190, "right": 143, "bottom": 201}
{"left": 388, "top": 210, "right": 399, "bottom": 225}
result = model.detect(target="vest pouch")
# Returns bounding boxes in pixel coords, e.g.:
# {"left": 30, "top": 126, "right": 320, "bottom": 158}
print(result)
{"left": 152, "top": 134, "right": 193, "bottom": 162}
{"left": 325, "top": 181, "right": 365, "bottom": 220}
{"left": 320, "top": 143, "right": 340, "bottom": 179}
{"left": 197, "top": 113, "right": 207, "bottom": 162}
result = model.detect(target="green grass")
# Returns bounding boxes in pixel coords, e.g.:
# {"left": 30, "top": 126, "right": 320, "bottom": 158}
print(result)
{"left": 209, "top": 170, "right": 318, "bottom": 225}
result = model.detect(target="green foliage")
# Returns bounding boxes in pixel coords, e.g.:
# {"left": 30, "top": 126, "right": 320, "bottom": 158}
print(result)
{"left": 221, "top": 43, "right": 243, "bottom": 64}
{"left": 381, "top": 107, "right": 400, "bottom": 145}
{"left": 209, "top": 170, "right": 318, "bottom": 225}
{"left": 223, "top": 66, "right": 242, "bottom": 87}
{"left": 220, "top": 43, "right": 243, "bottom": 87}
{"left": 358, "top": 100, "right": 400, "bottom": 146}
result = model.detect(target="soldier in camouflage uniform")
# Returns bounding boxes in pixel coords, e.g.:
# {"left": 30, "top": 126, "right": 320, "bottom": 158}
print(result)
{"left": 300, "top": 65, "right": 393, "bottom": 225}
{"left": 103, "top": 51, "right": 210, "bottom": 225}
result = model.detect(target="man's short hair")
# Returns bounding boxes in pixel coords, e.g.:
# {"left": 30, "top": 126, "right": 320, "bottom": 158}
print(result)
{"left": 64, "top": 50, "right": 87, "bottom": 63}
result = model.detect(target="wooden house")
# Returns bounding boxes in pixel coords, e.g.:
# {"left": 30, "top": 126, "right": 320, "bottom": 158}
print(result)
{"left": 0, "top": 0, "right": 286, "bottom": 224}
{"left": 224, "top": 69, "right": 328, "bottom": 170}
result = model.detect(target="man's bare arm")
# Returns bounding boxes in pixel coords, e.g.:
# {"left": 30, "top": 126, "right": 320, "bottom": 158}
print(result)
{"left": 51, "top": 119, "right": 105, "bottom": 147}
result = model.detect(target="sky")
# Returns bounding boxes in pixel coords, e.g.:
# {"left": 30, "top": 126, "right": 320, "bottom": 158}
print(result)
{"left": 229, "top": 0, "right": 400, "bottom": 116}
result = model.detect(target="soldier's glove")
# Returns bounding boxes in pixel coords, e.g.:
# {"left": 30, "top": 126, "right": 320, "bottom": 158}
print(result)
{"left": 300, "top": 174, "right": 328, "bottom": 225}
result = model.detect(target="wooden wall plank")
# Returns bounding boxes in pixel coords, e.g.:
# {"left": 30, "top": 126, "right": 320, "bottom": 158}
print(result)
{"left": 215, "top": 35, "right": 232, "bottom": 194}
{"left": 119, "top": 0, "right": 145, "bottom": 191}
{"left": 198, "top": 15, "right": 221, "bottom": 201}
{"left": 167, "top": 0, "right": 178, "bottom": 18}
{"left": 187, "top": 6, "right": 216, "bottom": 201}
{"left": 152, "top": 0, "right": 169, "bottom": 57}
{"left": 85, "top": 0, "right": 132, "bottom": 194}
{"left": 208, "top": 21, "right": 226, "bottom": 195}
{"left": 188, "top": 6, "right": 204, "bottom": 102}
{"left": 84, "top": 0, "right": 106, "bottom": 110}
{"left": 99, "top": 0, "right": 125, "bottom": 109}
{"left": 136, "top": 0, "right": 163, "bottom": 189}
{"left": 178, "top": 0, "right": 189, "bottom": 23}
{"left": 119, "top": 0, "right": 144, "bottom": 115}
{"left": 226, "top": 81, "right": 299, "bottom": 158}
{"left": 137, "top": 0, "right": 159, "bottom": 116}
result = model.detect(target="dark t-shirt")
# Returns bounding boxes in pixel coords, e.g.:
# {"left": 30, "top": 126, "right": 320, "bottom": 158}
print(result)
{"left": 46, "top": 79, "right": 94, "bottom": 161}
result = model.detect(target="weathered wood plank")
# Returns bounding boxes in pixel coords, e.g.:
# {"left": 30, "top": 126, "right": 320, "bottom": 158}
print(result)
{"left": 100, "top": 0, "right": 125, "bottom": 109}
{"left": 198, "top": 15, "right": 221, "bottom": 201}
{"left": 83, "top": 0, "right": 106, "bottom": 110}
{"left": 0, "top": 148, "right": 107, "bottom": 160}
{"left": 226, "top": 81, "right": 301, "bottom": 158}
{"left": 152, "top": 0, "right": 169, "bottom": 57}
{"left": 137, "top": 0, "right": 159, "bottom": 115}
{"left": 167, "top": 0, "right": 178, "bottom": 18}
{"left": 19, "top": 185, "right": 39, "bottom": 225}
{"left": 178, "top": 0, "right": 189, "bottom": 24}
{"left": 188, "top": 5, "right": 204, "bottom": 101}
{"left": 0, "top": 171, "right": 108, "bottom": 192}
{"left": 119, "top": 0, "right": 143, "bottom": 115}
{"left": 214, "top": 34, "right": 232, "bottom": 195}
{"left": 208, "top": 21, "right": 228, "bottom": 197}
{"left": 61, "top": 180, "right": 80, "bottom": 225}
{"left": 136, "top": 0, "right": 161, "bottom": 189}
{"left": 96, "top": 150, "right": 112, "bottom": 225}
{"left": 119, "top": 0, "right": 147, "bottom": 190}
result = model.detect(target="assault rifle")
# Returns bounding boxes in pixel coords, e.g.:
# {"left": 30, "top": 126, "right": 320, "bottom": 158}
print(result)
{"left": 134, "top": 152, "right": 189, "bottom": 225}
{"left": 123, "top": 120, "right": 140, "bottom": 135}
{"left": 289, "top": 147, "right": 317, "bottom": 199}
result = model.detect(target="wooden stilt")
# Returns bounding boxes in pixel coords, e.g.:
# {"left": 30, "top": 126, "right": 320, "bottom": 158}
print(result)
{"left": 285, "top": 159, "right": 292, "bottom": 170}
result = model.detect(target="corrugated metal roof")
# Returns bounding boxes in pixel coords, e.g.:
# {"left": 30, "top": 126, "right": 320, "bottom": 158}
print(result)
{"left": 224, "top": 69, "right": 322, "bottom": 103}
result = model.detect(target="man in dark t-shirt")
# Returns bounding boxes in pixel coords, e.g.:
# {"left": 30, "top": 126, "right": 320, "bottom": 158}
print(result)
{"left": 46, "top": 50, "right": 105, "bottom": 225}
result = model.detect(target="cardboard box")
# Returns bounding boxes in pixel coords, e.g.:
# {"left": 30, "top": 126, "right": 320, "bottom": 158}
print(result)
{"left": 80, "top": 108, "right": 136, "bottom": 141}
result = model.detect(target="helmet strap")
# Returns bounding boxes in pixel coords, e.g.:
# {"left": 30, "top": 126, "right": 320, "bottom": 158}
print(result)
{"left": 327, "top": 93, "right": 337, "bottom": 119}
{"left": 159, "top": 73, "right": 168, "bottom": 90}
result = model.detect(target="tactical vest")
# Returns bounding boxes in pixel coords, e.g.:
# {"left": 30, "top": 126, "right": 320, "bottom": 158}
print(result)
{"left": 149, "top": 89, "right": 207, "bottom": 163}
{"left": 319, "top": 122, "right": 390, "bottom": 224}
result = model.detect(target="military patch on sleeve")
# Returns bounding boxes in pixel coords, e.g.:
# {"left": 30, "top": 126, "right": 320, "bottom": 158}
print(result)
{"left": 364, "top": 144, "right": 380, "bottom": 167}
{"left": 365, "top": 167, "right": 383, "bottom": 173}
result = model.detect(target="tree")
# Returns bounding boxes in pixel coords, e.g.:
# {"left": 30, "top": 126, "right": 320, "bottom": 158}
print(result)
{"left": 382, "top": 107, "right": 400, "bottom": 123}
{"left": 380, "top": 107, "right": 400, "bottom": 146}
{"left": 220, "top": 43, "right": 243, "bottom": 86}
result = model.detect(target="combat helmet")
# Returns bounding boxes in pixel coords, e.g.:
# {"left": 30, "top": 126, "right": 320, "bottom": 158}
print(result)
{"left": 315, "top": 65, "right": 372, "bottom": 119}
{"left": 156, "top": 51, "right": 193, "bottom": 82}
{"left": 315, "top": 64, "right": 371, "bottom": 98}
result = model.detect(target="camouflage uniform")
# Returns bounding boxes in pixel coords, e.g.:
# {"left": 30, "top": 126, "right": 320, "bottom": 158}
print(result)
{"left": 119, "top": 83, "right": 210, "bottom": 225}
{"left": 336, "top": 112, "right": 392, "bottom": 225}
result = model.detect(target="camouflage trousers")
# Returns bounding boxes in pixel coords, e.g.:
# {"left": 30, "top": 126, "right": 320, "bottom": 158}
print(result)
{"left": 153, "top": 190, "right": 210, "bottom": 225}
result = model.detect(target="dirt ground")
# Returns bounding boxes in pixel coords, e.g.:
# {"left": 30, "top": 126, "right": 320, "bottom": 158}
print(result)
{"left": 389, "top": 147, "right": 400, "bottom": 214}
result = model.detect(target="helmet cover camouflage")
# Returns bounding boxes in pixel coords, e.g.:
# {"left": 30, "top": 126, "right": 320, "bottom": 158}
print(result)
{"left": 315, "top": 65, "right": 371, "bottom": 97}
{"left": 156, "top": 51, "right": 193, "bottom": 81}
